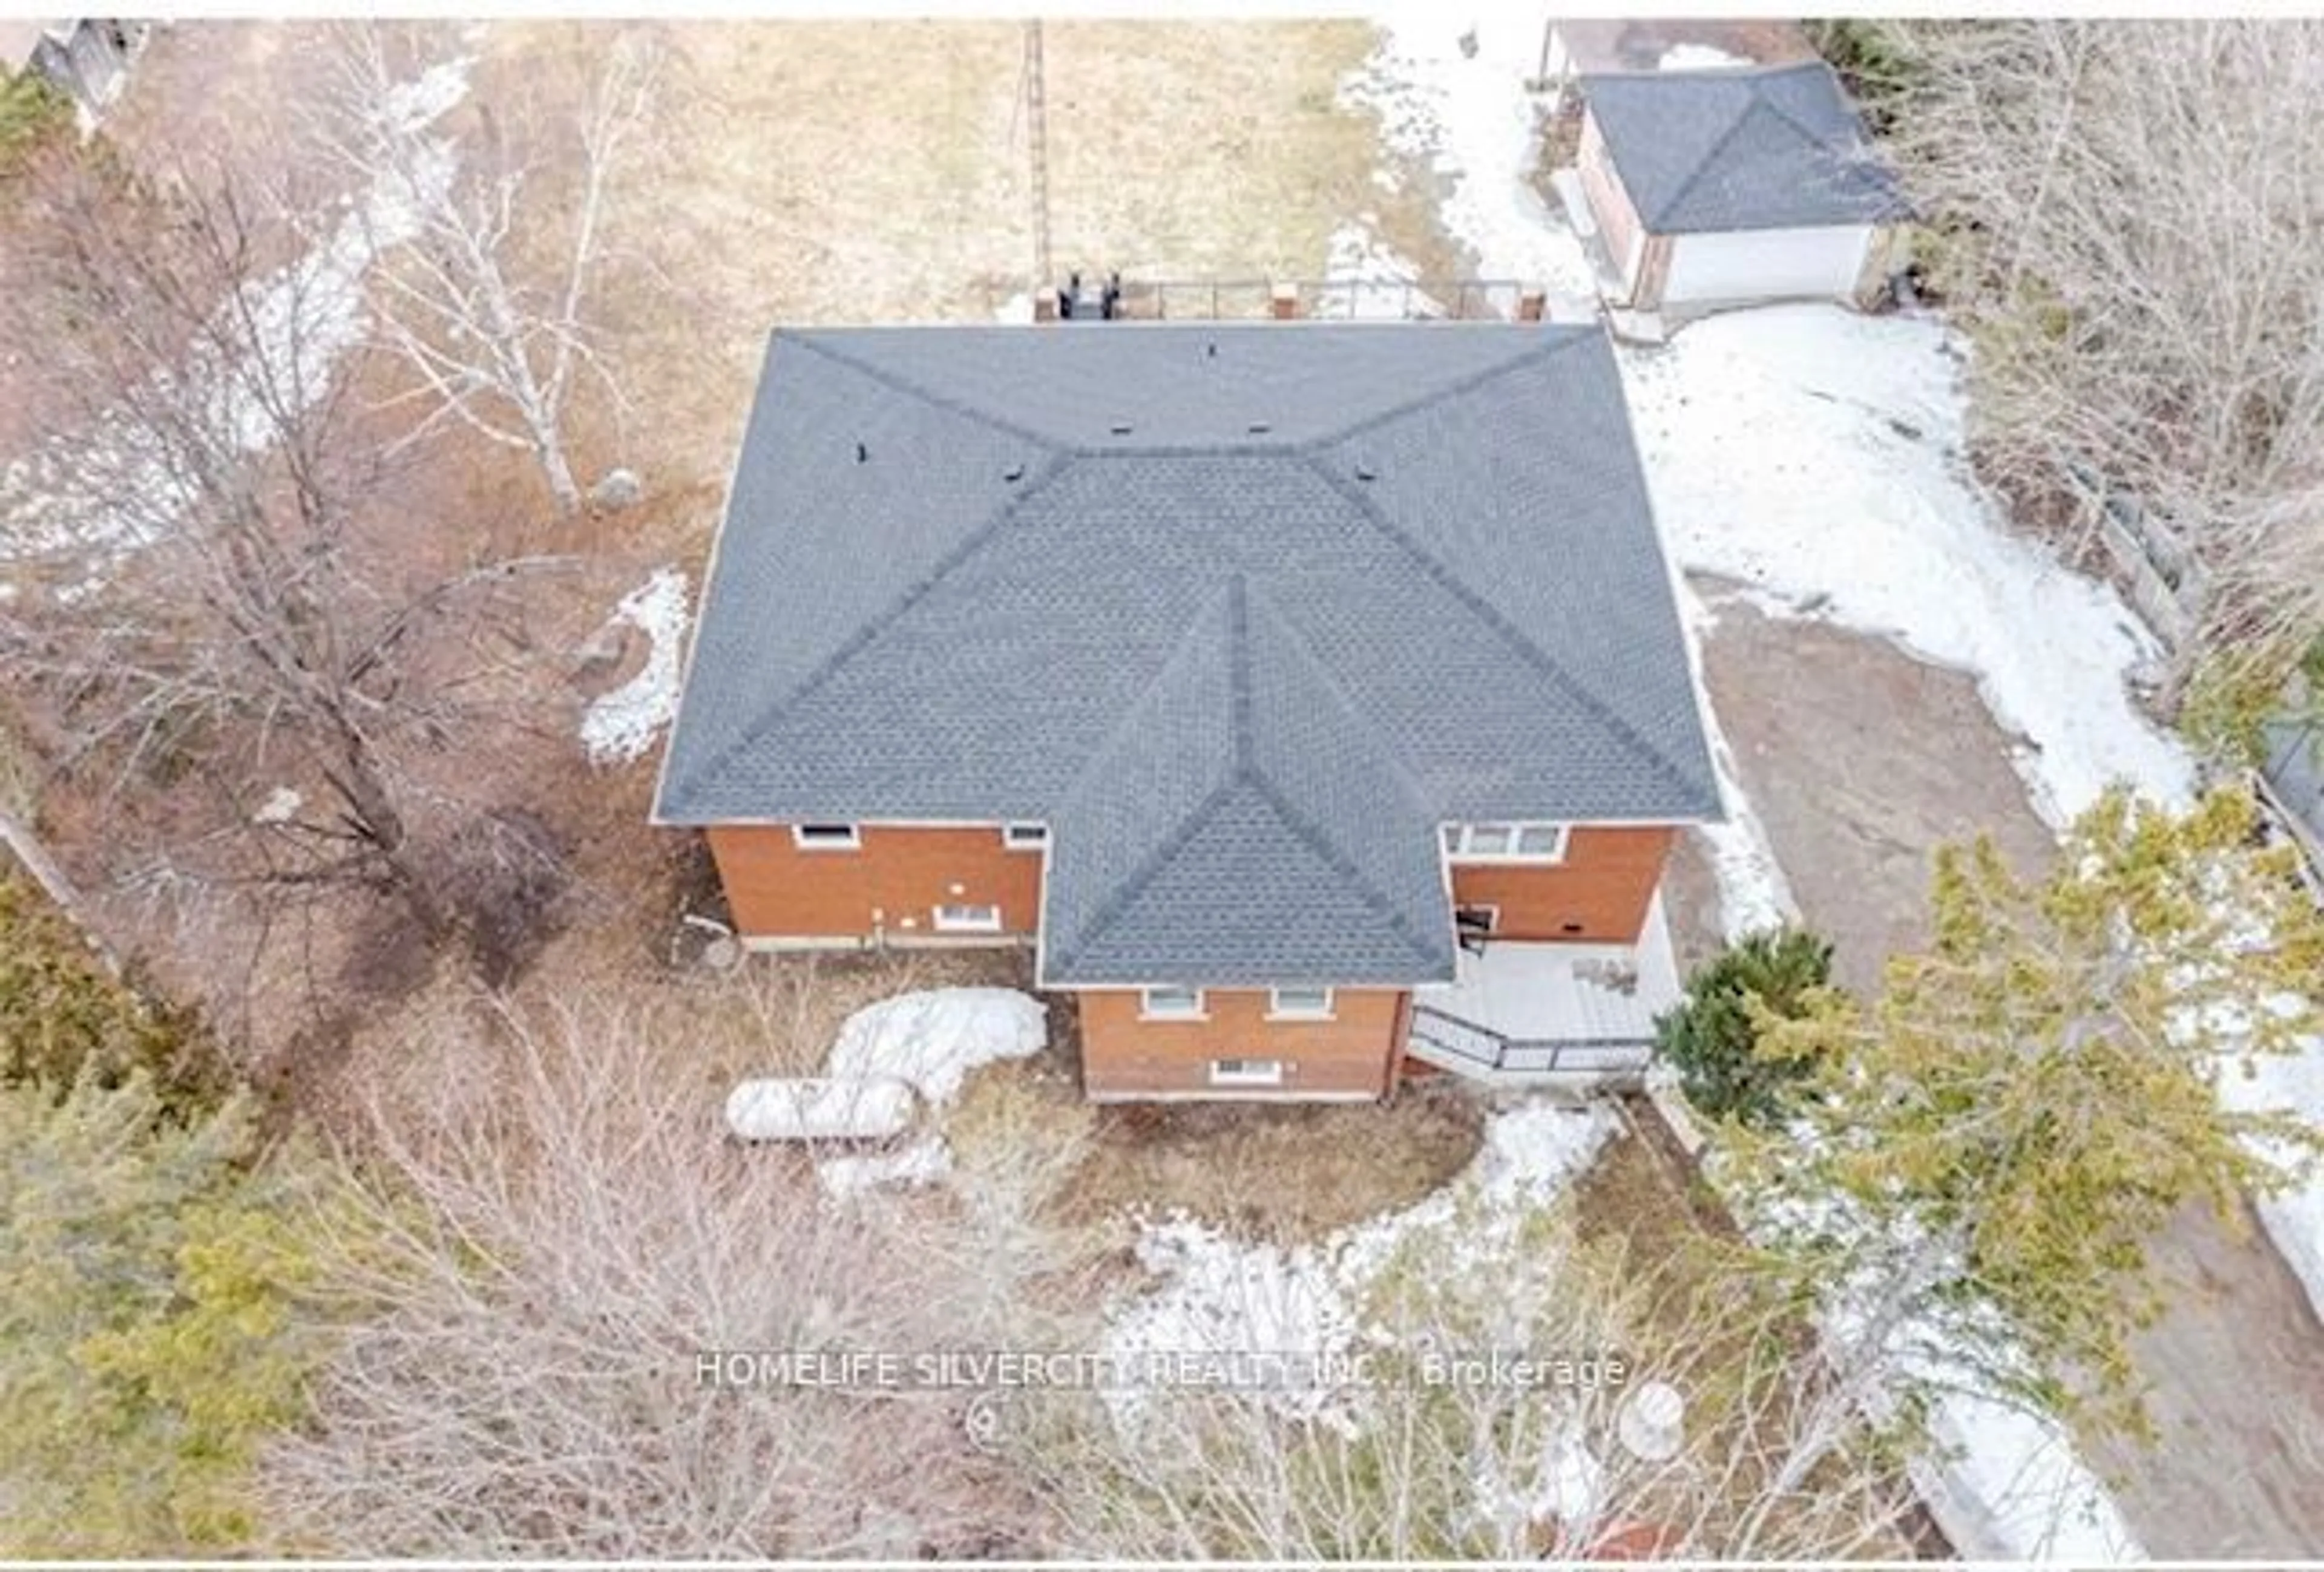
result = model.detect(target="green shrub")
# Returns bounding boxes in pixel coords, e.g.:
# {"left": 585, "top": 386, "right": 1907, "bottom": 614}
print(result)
{"left": 0, "top": 65, "right": 70, "bottom": 176}
{"left": 1654, "top": 926, "right": 1834, "bottom": 1127}
{"left": 1804, "top": 19, "right": 1921, "bottom": 129}
{"left": 0, "top": 1070, "right": 327, "bottom": 1554}
{"left": 0, "top": 874, "right": 231, "bottom": 1113}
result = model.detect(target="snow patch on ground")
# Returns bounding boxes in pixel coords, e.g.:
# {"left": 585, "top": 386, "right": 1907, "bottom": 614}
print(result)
{"left": 380, "top": 56, "right": 472, "bottom": 133}
{"left": 579, "top": 566, "right": 689, "bottom": 767}
{"left": 1106, "top": 1101, "right": 1616, "bottom": 1433}
{"left": 2221, "top": 1023, "right": 2324, "bottom": 1315}
{"left": 1622, "top": 305, "right": 2198, "bottom": 828}
{"left": 992, "top": 291, "right": 1034, "bottom": 325}
{"left": 1, "top": 56, "right": 472, "bottom": 575}
{"left": 1676, "top": 580, "right": 1797, "bottom": 938}
{"left": 1658, "top": 44, "right": 1748, "bottom": 71}
{"left": 818, "top": 1135, "right": 953, "bottom": 1200}
{"left": 1343, "top": 5, "right": 1596, "bottom": 303}
{"left": 826, "top": 987, "right": 1047, "bottom": 1106}
{"left": 810, "top": 989, "right": 1049, "bottom": 1199}
{"left": 1324, "top": 218, "right": 1437, "bottom": 319}
{"left": 1920, "top": 1395, "right": 2147, "bottom": 1561}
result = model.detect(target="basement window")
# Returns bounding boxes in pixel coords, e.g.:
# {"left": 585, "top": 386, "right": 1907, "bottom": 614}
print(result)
{"left": 1209, "top": 1058, "right": 1286, "bottom": 1087}
{"left": 1140, "top": 986, "right": 1206, "bottom": 1021}
{"left": 1442, "top": 823, "right": 1569, "bottom": 863}
{"left": 792, "top": 823, "right": 861, "bottom": 851}
{"left": 933, "top": 903, "right": 1002, "bottom": 934}
{"left": 1267, "top": 986, "right": 1336, "bottom": 1021}
{"left": 1002, "top": 824, "right": 1048, "bottom": 850}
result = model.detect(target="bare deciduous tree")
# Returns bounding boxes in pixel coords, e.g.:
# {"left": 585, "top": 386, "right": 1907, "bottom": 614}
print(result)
{"left": 308, "top": 25, "right": 657, "bottom": 522}
{"left": 1015, "top": 1200, "right": 1930, "bottom": 1561}
{"left": 1869, "top": 21, "right": 2324, "bottom": 716}
{"left": 0, "top": 156, "right": 562, "bottom": 962}
{"left": 264, "top": 980, "right": 1100, "bottom": 1556}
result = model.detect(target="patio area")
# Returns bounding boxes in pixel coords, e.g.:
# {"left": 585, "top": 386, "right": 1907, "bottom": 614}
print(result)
{"left": 1405, "top": 894, "right": 1682, "bottom": 1083}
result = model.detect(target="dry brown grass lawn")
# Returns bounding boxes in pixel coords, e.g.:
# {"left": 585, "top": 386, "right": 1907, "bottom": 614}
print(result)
{"left": 952, "top": 1054, "right": 1485, "bottom": 1248}
{"left": 463, "top": 18, "right": 1411, "bottom": 528}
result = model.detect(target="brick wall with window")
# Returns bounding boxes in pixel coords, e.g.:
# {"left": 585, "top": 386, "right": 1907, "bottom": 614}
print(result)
{"left": 1447, "top": 825, "right": 1675, "bottom": 942}
{"left": 1076, "top": 987, "right": 1411, "bottom": 1099}
{"left": 705, "top": 824, "right": 1043, "bottom": 942}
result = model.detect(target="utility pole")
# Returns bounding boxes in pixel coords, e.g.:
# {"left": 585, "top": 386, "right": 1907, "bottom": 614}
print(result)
{"left": 1023, "top": 19, "right": 1052, "bottom": 287}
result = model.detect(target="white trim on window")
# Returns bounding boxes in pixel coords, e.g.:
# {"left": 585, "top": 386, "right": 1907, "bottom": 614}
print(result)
{"left": 1265, "top": 986, "right": 1336, "bottom": 1021}
{"left": 792, "top": 822, "right": 861, "bottom": 851}
{"left": 1140, "top": 985, "right": 1206, "bottom": 1021}
{"left": 1209, "top": 1057, "right": 1286, "bottom": 1087}
{"left": 1002, "top": 823, "right": 1048, "bottom": 850}
{"left": 1442, "top": 822, "right": 1570, "bottom": 863}
{"left": 931, "top": 902, "right": 1003, "bottom": 934}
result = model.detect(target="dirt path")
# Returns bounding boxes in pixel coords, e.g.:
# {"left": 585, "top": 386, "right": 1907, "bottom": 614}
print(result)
{"left": 1686, "top": 577, "right": 2324, "bottom": 1559}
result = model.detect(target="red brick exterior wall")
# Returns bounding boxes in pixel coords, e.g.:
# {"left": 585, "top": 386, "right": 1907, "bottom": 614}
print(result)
{"left": 707, "top": 824, "right": 1043, "bottom": 941}
{"left": 1449, "top": 826, "right": 1676, "bottom": 942}
{"left": 1077, "top": 987, "right": 1410, "bottom": 1099}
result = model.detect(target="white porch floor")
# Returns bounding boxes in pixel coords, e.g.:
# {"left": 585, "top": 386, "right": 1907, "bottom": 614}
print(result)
{"left": 1415, "top": 892, "right": 1684, "bottom": 1045}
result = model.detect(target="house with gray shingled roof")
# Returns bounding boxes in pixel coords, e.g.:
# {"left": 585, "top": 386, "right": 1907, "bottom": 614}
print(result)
{"left": 655, "top": 321, "right": 1721, "bottom": 1100}
{"left": 1568, "top": 59, "right": 1910, "bottom": 318}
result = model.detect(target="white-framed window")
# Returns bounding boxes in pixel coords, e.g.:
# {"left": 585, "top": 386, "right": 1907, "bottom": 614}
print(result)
{"left": 1267, "top": 986, "right": 1336, "bottom": 1020}
{"left": 932, "top": 903, "right": 1002, "bottom": 934}
{"left": 1441, "top": 822, "right": 1570, "bottom": 862}
{"left": 1002, "top": 823, "right": 1048, "bottom": 850}
{"left": 1209, "top": 1058, "right": 1286, "bottom": 1087}
{"left": 792, "top": 822, "right": 861, "bottom": 851}
{"left": 1140, "top": 985, "right": 1206, "bottom": 1021}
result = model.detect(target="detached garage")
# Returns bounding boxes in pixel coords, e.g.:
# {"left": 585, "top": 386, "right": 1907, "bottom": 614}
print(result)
{"left": 1574, "top": 62, "right": 1910, "bottom": 316}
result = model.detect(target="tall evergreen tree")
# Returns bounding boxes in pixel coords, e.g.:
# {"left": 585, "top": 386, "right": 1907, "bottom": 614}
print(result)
{"left": 1722, "top": 784, "right": 2324, "bottom": 1496}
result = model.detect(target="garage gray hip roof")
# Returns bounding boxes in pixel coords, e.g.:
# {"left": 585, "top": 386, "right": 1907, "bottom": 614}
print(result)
{"left": 654, "top": 323, "right": 1722, "bottom": 986}
{"left": 1584, "top": 61, "right": 1909, "bottom": 234}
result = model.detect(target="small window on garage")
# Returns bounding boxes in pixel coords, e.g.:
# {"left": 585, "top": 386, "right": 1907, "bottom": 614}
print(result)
{"left": 1140, "top": 986, "right": 1205, "bottom": 1020}
{"left": 792, "top": 823, "right": 861, "bottom": 850}
{"left": 1209, "top": 1058, "right": 1286, "bottom": 1087}
{"left": 1267, "top": 986, "right": 1335, "bottom": 1020}
{"left": 1002, "top": 824, "right": 1048, "bottom": 850}
{"left": 932, "top": 903, "right": 1002, "bottom": 934}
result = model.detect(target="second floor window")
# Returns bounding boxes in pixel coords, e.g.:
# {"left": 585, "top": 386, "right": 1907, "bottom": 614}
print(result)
{"left": 1442, "top": 822, "right": 1569, "bottom": 862}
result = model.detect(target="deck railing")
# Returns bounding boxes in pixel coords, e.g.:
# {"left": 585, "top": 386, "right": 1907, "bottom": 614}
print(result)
{"left": 990, "top": 276, "right": 1538, "bottom": 323}
{"left": 1143, "top": 277, "right": 1531, "bottom": 322}
{"left": 1407, "top": 1002, "right": 1655, "bottom": 1078}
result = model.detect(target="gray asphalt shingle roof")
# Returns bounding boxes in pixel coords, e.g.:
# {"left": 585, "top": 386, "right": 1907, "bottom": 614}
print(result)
{"left": 655, "top": 323, "right": 1721, "bottom": 986}
{"left": 1584, "top": 61, "right": 1908, "bottom": 234}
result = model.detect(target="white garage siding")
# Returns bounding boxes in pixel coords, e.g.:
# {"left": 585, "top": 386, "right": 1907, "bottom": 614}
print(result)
{"left": 1661, "top": 224, "right": 1873, "bottom": 306}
